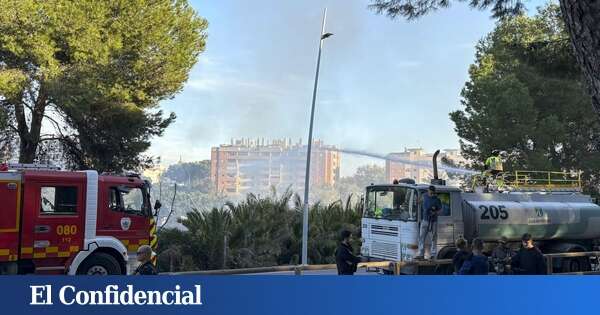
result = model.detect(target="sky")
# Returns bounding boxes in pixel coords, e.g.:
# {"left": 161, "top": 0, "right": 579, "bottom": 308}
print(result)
{"left": 147, "top": 0, "right": 549, "bottom": 176}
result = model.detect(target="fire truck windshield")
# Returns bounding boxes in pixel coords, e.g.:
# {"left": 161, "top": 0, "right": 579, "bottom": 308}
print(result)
{"left": 365, "top": 186, "right": 417, "bottom": 221}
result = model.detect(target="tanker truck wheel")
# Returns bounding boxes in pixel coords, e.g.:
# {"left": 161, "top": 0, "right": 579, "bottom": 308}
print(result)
{"left": 77, "top": 252, "right": 122, "bottom": 275}
{"left": 561, "top": 257, "right": 591, "bottom": 273}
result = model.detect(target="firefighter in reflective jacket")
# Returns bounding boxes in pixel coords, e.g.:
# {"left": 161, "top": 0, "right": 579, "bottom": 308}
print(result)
{"left": 485, "top": 150, "right": 504, "bottom": 175}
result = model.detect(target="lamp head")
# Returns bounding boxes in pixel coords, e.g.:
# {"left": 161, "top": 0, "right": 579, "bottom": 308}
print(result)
{"left": 321, "top": 32, "right": 333, "bottom": 40}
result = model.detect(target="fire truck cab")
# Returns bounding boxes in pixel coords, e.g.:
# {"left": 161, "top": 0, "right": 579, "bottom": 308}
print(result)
{"left": 0, "top": 164, "right": 160, "bottom": 275}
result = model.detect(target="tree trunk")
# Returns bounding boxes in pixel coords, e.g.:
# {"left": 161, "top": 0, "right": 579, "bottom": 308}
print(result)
{"left": 559, "top": 0, "right": 600, "bottom": 114}
{"left": 14, "top": 86, "right": 48, "bottom": 164}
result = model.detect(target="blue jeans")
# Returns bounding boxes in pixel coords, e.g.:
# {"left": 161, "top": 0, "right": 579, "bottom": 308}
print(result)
{"left": 417, "top": 220, "right": 438, "bottom": 258}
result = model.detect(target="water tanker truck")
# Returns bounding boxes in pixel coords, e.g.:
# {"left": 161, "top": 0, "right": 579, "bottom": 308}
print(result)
{"left": 360, "top": 151, "right": 600, "bottom": 274}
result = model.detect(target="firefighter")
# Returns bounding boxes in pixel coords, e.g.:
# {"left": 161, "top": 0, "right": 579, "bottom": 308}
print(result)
{"left": 133, "top": 245, "right": 158, "bottom": 275}
{"left": 374, "top": 207, "right": 383, "bottom": 218}
{"left": 416, "top": 186, "right": 442, "bottom": 260}
{"left": 511, "top": 233, "right": 547, "bottom": 275}
{"left": 485, "top": 150, "right": 504, "bottom": 175}
{"left": 491, "top": 236, "right": 514, "bottom": 274}
{"left": 335, "top": 229, "right": 362, "bottom": 275}
{"left": 484, "top": 150, "right": 505, "bottom": 191}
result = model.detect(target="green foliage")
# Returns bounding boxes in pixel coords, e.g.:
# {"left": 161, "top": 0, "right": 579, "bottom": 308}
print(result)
{"left": 0, "top": 0, "right": 207, "bottom": 170}
{"left": 312, "top": 164, "right": 386, "bottom": 204}
{"left": 156, "top": 190, "right": 363, "bottom": 272}
{"left": 163, "top": 160, "right": 211, "bottom": 189}
{"left": 369, "top": 0, "right": 526, "bottom": 20}
{"left": 344, "top": 164, "right": 386, "bottom": 188}
{"left": 450, "top": 4, "right": 600, "bottom": 192}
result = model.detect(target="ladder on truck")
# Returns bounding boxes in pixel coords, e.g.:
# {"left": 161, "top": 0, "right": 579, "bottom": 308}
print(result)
{"left": 0, "top": 163, "right": 61, "bottom": 171}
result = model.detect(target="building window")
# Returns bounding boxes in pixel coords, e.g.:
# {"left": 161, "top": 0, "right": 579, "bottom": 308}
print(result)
{"left": 40, "top": 186, "right": 78, "bottom": 214}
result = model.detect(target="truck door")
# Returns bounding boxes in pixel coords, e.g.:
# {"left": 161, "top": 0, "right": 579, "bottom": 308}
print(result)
{"left": 20, "top": 176, "right": 85, "bottom": 274}
{"left": 97, "top": 183, "right": 151, "bottom": 256}
{"left": 399, "top": 189, "right": 419, "bottom": 261}
{"left": 435, "top": 192, "right": 455, "bottom": 249}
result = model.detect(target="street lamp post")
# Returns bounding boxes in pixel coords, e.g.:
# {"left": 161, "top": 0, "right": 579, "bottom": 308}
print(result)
{"left": 302, "top": 8, "right": 333, "bottom": 268}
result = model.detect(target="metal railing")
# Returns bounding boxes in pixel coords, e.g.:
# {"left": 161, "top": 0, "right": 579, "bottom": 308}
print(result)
{"left": 169, "top": 251, "right": 600, "bottom": 276}
{"left": 467, "top": 170, "right": 582, "bottom": 193}
{"left": 167, "top": 260, "right": 453, "bottom": 276}
{"left": 168, "top": 261, "right": 393, "bottom": 276}
{"left": 508, "top": 171, "right": 581, "bottom": 191}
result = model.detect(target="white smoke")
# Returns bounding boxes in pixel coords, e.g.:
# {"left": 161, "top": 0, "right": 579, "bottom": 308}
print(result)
{"left": 336, "top": 148, "right": 479, "bottom": 175}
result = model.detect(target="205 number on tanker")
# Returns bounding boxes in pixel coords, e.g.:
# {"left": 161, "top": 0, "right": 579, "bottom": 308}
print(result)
{"left": 479, "top": 205, "right": 509, "bottom": 220}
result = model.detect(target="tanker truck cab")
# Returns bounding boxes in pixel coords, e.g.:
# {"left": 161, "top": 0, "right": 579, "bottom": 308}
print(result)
{"left": 0, "top": 164, "right": 160, "bottom": 275}
{"left": 361, "top": 183, "right": 464, "bottom": 268}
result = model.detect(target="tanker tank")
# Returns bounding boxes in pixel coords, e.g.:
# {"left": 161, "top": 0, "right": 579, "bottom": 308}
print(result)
{"left": 461, "top": 192, "right": 600, "bottom": 242}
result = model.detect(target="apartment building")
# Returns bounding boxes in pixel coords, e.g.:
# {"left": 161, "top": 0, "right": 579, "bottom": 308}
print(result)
{"left": 210, "top": 138, "right": 340, "bottom": 195}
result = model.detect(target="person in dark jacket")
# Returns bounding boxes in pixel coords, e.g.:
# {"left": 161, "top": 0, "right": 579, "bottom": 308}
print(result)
{"left": 416, "top": 186, "right": 442, "bottom": 259}
{"left": 133, "top": 245, "right": 158, "bottom": 275}
{"left": 335, "top": 230, "right": 362, "bottom": 275}
{"left": 452, "top": 237, "right": 470, "bottom": 274}
{"left": 511, "top": 233, "right": 547, "bottom": 275}
{"left": 458, "top": 238, "right": 489, "bottom": 275}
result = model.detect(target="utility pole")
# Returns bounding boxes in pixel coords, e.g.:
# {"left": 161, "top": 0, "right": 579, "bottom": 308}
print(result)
{"left": 301, "top": 8, "right": 334, "bottom": 269}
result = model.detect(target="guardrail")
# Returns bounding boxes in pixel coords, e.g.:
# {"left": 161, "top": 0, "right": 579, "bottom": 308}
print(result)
{"left": 168, "top": 261, "right": 394, "bottom": 275}
{"left": 168, "top": 251, "right": 600, "bottom": 275}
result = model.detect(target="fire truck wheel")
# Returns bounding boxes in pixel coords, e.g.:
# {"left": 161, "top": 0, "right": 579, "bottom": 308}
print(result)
{"left": 77, "top": 252, "right": 122, "bottom": 275}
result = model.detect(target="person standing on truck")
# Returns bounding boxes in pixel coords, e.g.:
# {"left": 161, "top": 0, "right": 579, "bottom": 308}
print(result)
{"left": 416, "top": 186, "right": 442, "bottom": 260}
{"left": 491, "top": 237, "right": 514, "bottom": 274}
{"left": 485, "top": 150, "right": 504, "bottom": 175}
{"left": 335, "top": 230, "right": 362, "bottom": 275}
{"left": 452, "top": 238, "right": 470, "bottom": 274}
{"left": 511, "top": 233, "right": 547, "bottom": 275}
{"left": 133, "top": 245, "right": 158, "bottom": 275}
{"left": 458, "top": 238, "right": 489, "bottom": 275}
{"left": 484, "top": 150, "right": 505, "bottom": 191}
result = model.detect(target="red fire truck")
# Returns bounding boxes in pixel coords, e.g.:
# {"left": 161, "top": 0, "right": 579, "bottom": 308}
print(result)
{"left": 0, "top": 164, "right": 160, "bottom": 275}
